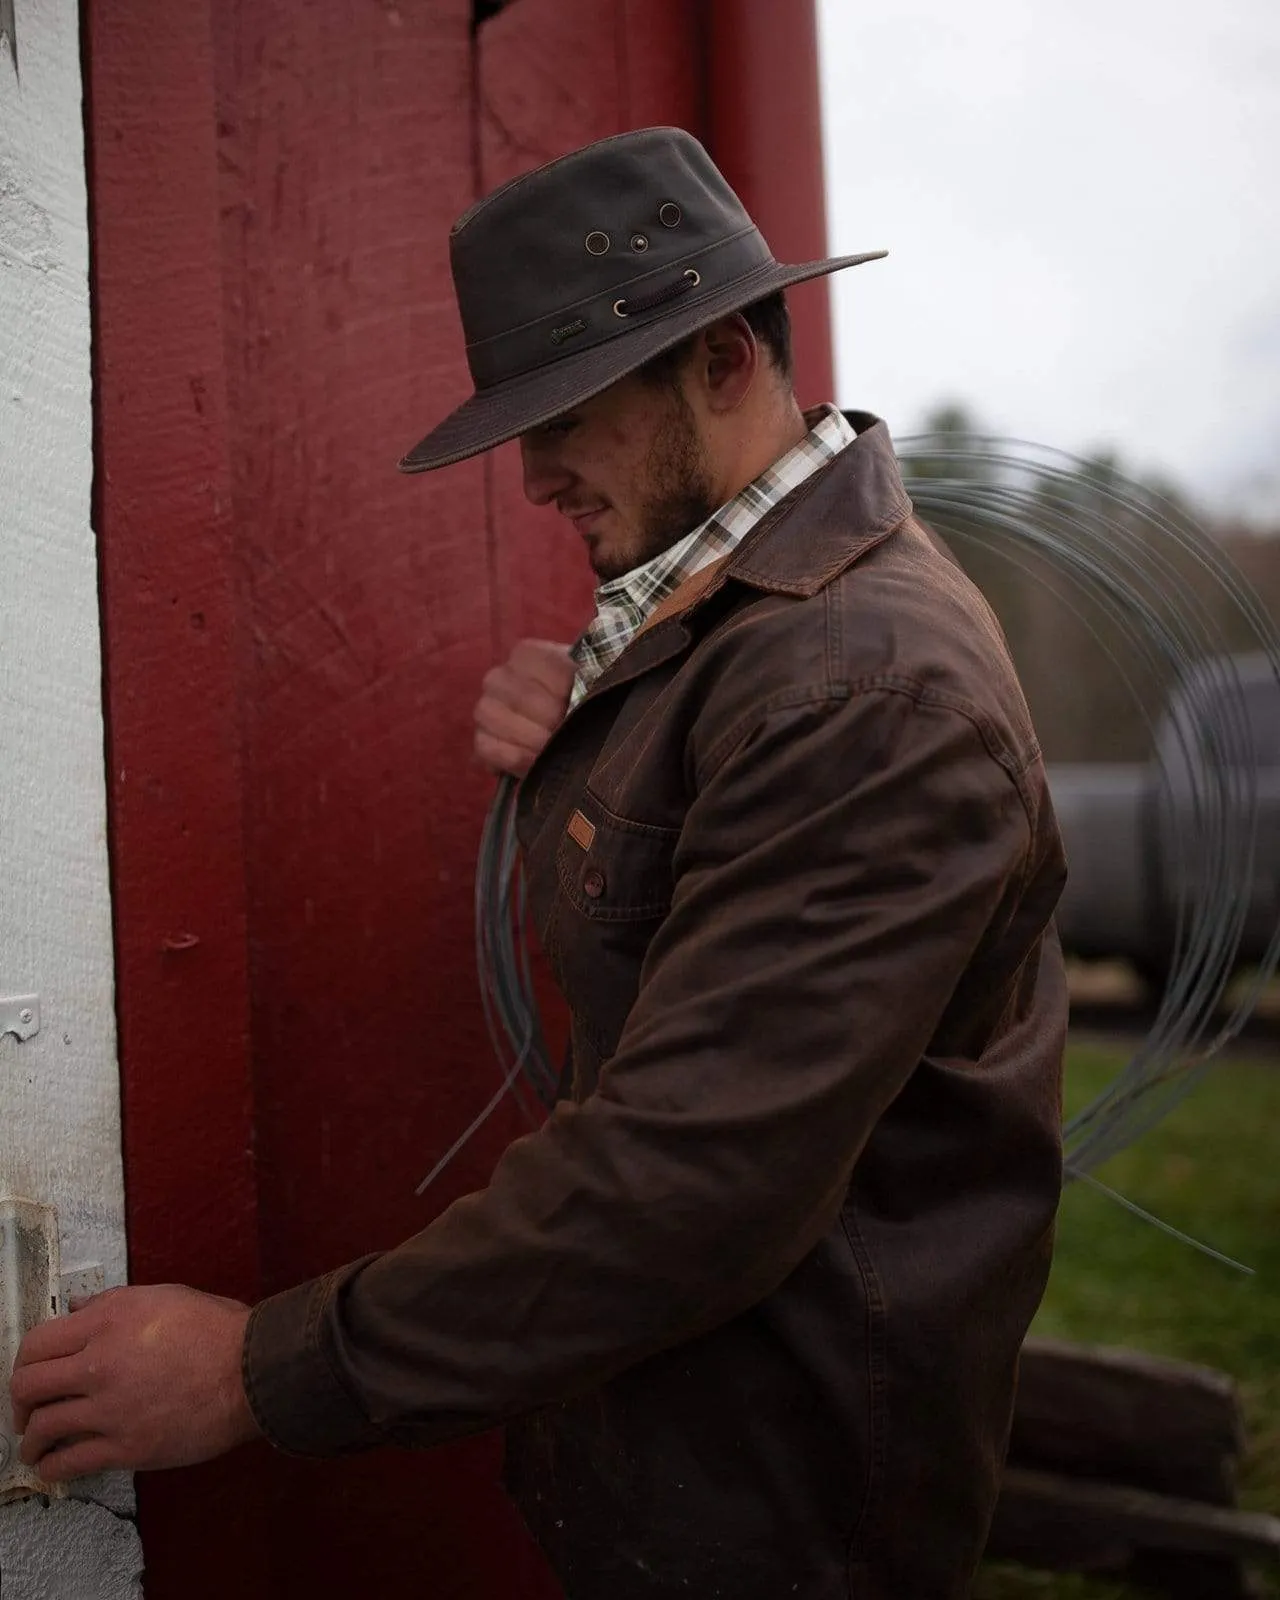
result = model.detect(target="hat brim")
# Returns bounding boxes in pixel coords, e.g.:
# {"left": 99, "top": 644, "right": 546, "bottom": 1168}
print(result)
{"left": 398, "top": 252, "right": 886, "bottom": 474}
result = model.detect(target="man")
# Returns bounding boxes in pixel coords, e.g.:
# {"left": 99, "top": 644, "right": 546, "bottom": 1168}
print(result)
{"left": 11, "top": 128, "right": 1067, "bottom": 1597}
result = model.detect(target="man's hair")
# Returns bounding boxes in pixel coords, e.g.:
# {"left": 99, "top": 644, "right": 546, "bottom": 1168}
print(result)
{"left": 636, "top": 291, "right": 794, "bottom": 390}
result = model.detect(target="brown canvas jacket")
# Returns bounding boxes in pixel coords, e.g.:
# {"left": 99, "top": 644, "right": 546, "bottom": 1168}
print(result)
{"left": 245, "top": 414, "right": 1069, "bottom": 1599}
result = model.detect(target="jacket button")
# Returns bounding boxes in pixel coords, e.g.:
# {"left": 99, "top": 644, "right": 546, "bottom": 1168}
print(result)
{"left": 583, "top": 868, "right": 605, "bottom": 899}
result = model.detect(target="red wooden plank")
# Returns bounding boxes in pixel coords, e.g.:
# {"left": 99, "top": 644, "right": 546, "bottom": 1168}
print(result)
{"left": 479, "top": 0, "right": 627, "bottom": 656}
{"left": 479, "top": 0, "right": 706, "bottom": 657}
{"left": 211, "top": 1, "right": 555, "bottom": 1594}
{"left": 620, "top": 0, "right": 706, "bottom": 135}
{"left": 84, "top": 0, "right": 272, "bottom": 1591}
{"left": 476, "top": 2, "right": 709, "bottom": 1109}
{"left": 707, "top": 0, "right": 836, "bottom": 407}
{"left": 476, "top": 0, "right": 696, "bottom": 1092}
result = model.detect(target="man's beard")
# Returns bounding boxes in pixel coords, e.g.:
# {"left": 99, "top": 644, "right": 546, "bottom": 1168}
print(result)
{"left": 591, "top": 390, "right": 718, "bottom": 582}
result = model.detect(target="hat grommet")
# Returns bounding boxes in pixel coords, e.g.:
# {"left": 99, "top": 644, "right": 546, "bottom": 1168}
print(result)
{"left": 585, "top": 230, "right": 611, "bottom": 255}
{"left": 659, "top": 202, "right": 682, "bottom": 227}
{"left": 630, "top": 232, "right": 649, "bottom": 252}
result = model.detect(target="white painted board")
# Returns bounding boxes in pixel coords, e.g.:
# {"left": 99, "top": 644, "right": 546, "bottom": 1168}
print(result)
{"left": 1, "top": 0, "right": 142, "bottom": 1593}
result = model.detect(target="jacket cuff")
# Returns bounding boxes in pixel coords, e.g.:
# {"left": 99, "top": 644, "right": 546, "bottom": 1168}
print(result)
{"left": 242, "top": 1265, "right": 385, "bottom": 1457}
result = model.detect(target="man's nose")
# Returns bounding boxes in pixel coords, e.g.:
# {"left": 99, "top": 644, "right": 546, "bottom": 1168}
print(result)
{"left": 520, "top": 438, "right": 574, "bottom": 507}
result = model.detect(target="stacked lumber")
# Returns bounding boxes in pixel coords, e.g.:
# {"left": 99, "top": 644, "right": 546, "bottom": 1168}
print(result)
{"left": 988, "top": 1338, "right": 1280, "bottom": 1597}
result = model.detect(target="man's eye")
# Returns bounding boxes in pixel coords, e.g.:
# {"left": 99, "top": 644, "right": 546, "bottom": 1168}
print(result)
{"left": 542, "top": 416, "right": 579, "bottom": 438}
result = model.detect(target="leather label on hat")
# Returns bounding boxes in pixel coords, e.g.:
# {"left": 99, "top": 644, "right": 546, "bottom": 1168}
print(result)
{"left": 550, "top": 317, "right": 587, "bottom": 346}
{"left": 567, "top": 809, "right": 596, "bottom": 851}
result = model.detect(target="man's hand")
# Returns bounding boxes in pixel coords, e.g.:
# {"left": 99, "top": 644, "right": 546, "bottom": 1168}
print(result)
{"left": 474, "top": 639, "right": 576, "bottom": 778}
{"left": 9, "top": 1284, "right": 260, "bottom": 1481}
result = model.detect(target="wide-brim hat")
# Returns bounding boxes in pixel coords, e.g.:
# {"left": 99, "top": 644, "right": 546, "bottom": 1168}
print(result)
{"left": 399, "top": 127, "right": 885, "bottom": 473}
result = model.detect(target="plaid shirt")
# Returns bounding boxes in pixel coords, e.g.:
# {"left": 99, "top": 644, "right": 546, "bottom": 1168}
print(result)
{"left": 569, "top": 405, "right": 856, "bottom": 705}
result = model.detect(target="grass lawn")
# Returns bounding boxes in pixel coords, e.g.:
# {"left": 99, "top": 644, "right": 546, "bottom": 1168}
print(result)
{"left": 973, "top": 1037, "right": 1280, "bottom": 1599}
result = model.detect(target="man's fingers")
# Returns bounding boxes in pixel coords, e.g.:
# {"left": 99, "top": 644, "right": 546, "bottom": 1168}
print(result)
{"left": 481, "top": 663, "right": 569, "bottom": 730}
{"left": 9, "top": 1352, "right": 91, "bottom": 1430}
{"left": 24, "top": 1433, "right": 117, "bottom": 1484}
{"left": 475, "top": 698, "right": 558, "bottom": 762}
{"left": 475, "top": 731, "right": 535, "bottom": 779}
{"left": 11, "top": 1308, "right": 94, "bottom": 1370}
{"left": 18, "top": 1398, "right": 102, "bottom": 1469}
{"left": 473, "top": 639, "right": 576, "bottom": 777}
{"left": 8, "top": 1282, "right": 253, "bottom": 1478}
{"left": 509, "top": 639, "right": 576, "bottom": 701}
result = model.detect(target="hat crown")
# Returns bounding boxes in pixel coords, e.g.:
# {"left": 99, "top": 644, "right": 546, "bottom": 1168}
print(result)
{"left": 449, "top": 127, "right": 771, "bottom": 385}
{"left": 398, "top": 125, "right": 885, "bottom": 472}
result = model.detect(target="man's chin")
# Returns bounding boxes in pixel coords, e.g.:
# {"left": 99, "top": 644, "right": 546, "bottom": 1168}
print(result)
{"left": 586, "top": 540, "right": 631, "bottom": 583}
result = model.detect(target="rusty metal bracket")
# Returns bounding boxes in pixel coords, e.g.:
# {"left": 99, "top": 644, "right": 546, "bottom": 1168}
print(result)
{"left": 0, "top": 994, "right": 39, "bottom": 1042}
{"left": 0, "top": 1197, "right": 62, "bottom": 1503}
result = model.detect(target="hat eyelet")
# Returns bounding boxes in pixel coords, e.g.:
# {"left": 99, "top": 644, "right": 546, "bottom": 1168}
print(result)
{"left": 659, "top": 202, "right": 682, "bottom": 228}
{"left": 585, "top": 231, "right": 611, "bottom": 256}
{"left": 612, "top": 299, "right": 628, "bottom": 318}
{"left": 684, "top": 268, "right": 700, "bottom": 287}
{"left": 630, "top": 233, "right": 649, "bottom": 252}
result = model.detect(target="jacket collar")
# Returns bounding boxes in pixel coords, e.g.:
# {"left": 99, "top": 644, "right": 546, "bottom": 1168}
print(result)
{"left": 725, "top": 411, "right": 911, "bottom": 597}
{"left": 577, "top": 412, "right": 912, "bottom": 705}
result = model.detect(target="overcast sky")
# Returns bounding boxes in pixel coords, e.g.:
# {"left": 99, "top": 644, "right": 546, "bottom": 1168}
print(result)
{"left": 817, "top": 0, "right": 1280, "bottom": 523}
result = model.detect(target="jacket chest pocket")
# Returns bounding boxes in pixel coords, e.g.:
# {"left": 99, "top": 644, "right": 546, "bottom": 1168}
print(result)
{"left": 546, "top": 795, "right": 679, "bottom": 1066}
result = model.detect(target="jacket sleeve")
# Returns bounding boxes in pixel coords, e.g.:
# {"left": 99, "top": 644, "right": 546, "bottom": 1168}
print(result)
{"left": 243, "top": 685, "right": 1044, "bottom": 1455}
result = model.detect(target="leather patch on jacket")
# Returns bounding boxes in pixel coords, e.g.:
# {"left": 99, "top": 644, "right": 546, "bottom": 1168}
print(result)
{"left": 567, "top": 809, "right": 596, "bottom": 851}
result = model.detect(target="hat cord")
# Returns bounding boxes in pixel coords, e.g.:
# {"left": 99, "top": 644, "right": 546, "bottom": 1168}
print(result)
{"left": 613, "top": 268, "right": 701, "bottom": 320}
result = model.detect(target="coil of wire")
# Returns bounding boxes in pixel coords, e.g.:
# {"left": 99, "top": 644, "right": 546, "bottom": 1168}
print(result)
{"left": 446, "top": 438, "right": 1280, "bottom": 1199}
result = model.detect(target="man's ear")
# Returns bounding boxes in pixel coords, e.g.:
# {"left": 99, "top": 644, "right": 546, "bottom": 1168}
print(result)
{"left": 698, "top": 313, "right": 759, "bottom": 414}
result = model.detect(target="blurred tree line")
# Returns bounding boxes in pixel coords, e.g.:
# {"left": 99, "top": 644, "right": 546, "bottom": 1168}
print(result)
{"left": 901, "top": 403, "right": 1280, "bottom": 763}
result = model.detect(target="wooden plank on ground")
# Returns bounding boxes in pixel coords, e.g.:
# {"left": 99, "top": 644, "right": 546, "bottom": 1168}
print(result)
{"left": 989, "top": 1466, "right": 1280, "bottom": 1598}
{"left": 1011, "top": 1336, "right": 1246, "bottom": 1505}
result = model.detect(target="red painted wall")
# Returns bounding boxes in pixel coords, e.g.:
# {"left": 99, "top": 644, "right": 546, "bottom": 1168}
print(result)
{"left": 85, "top": 1, "right": 272, "bottom": 1589}
{"left": 90, "top": 2, "right": 831, "bottom": 1594}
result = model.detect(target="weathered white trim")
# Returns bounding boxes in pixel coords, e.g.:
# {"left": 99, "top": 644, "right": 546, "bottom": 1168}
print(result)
{"left": 1, "top": 0, "right": 141, "bottom": 1592}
